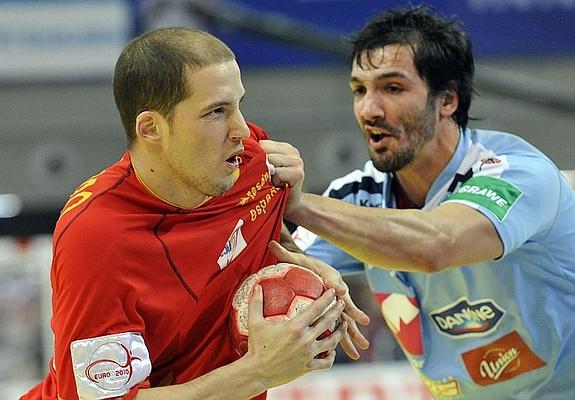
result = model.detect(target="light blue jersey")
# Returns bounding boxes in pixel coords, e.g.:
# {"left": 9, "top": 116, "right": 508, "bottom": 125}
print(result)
{"left": 294, "top": 129, "right": 575, "bottom": 399}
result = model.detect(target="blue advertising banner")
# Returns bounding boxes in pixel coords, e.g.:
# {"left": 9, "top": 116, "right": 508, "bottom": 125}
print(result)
{"left": 0, "top": 0, "right": 134, "bottom": 81}
{"left": 196, "top": 0, "right": 575, "bottom": 66}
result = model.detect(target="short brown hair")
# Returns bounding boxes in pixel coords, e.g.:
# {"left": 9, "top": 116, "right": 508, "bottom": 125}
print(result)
{"left": 113, "top": 28, "right": 236, "bottom": 147}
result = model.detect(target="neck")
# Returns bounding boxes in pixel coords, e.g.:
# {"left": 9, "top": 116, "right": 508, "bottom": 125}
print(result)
{"left": 395, "top": 122, "right": 460, "bottom": 207}
{"left": 129, "top": 149, "right": 210, "bottom": 209}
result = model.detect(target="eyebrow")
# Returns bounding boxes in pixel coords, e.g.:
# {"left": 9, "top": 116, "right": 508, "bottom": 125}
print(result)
{"left": 349, "top": 71, "right": 409, "bottom": 84}
{"left": 203, "top": 94, "right": 245, "bottom": 112}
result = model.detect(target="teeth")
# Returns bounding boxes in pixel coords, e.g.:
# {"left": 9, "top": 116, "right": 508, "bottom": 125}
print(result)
{"left": 226, "top": 156, "right": 240, "bottom": 166}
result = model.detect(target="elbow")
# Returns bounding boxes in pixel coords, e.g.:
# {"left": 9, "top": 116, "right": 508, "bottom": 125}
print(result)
{"left": 415, "top": 233, "right": 456, "bottom": 274}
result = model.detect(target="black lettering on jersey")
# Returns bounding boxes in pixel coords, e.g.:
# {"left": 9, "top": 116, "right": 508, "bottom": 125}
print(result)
{"left": 447, "top": 168, "right": 473, "bottom": 194}
{"left": 329, "top": 176, "right": 383, "bottom": 200}
{"left": 359, "top": 199, "right": 379, "bottom": 207}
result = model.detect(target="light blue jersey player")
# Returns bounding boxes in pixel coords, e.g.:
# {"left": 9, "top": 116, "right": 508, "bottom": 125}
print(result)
{"left": 259, "top": 6, "right": 575, "bottom": 399}
{"left": 293, "top": 128, "right": 575, "bottom": 399}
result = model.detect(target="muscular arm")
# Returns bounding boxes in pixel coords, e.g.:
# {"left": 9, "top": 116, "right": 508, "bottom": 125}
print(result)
{"left": 135, "top": 357, "right": 266, "bottom": 400}
{"left": 135, "top": 284, "right": 345, "bottom": 400}
{"left": 288, "top": 193, "right": 503, "bottom": 273}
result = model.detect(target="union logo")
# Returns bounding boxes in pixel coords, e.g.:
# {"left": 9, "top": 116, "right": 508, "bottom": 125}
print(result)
{"left": 462, "top": 331, "right": 545, "bottom": 386}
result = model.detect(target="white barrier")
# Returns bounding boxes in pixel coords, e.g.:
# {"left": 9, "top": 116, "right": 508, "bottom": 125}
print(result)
{"left": 268, "top": 362, "right": 432, "bottom": 400}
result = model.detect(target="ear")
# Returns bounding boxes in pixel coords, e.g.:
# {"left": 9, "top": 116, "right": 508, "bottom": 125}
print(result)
{"left": 135, "top": 111, "right": 165, "bottom": 145}
{"left": 439, "top": 89, "right": 459, "bottom": 119}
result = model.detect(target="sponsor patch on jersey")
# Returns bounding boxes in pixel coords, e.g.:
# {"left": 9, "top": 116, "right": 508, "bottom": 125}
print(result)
{"left": 218, "top": 219, "right": 248, "bottom": 269}
{"left": 477, "top": 156, "right": 505, "bottom": 173}
{"left": 444, "top": 176, "right": 522, "bottom": 221}
{"left": 70, "top": 332, "right": 151, "bottom": 399}
{"left": 430, "top": 297, "right": 504, "bottom": 338}
{"left": 421, "top": 375, "right": 461, "bottom": 398}
{"left": 375, "top": 292, "right": 424, "bottom": 358}
{"left": 461, "top": 330, "right": 545, "bottom": 386}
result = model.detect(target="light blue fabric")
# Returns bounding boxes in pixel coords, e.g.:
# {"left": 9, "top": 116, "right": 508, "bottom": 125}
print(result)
{"left": 295, "top": 129, "right": 575, "bottom": 399}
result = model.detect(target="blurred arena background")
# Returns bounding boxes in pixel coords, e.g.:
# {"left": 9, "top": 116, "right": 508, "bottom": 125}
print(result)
{"left": 0, "top": 1, "right": 574, "bottom": 398}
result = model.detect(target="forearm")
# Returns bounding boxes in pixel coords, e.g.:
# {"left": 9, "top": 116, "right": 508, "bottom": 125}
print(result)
{"left": 279, "top": 223, "right": 304, "bottom": 253}
{"left": 136, "top": 355, "right": 267, "bottom": 400}
{"left": 287, "top": 193, "right": 454, "bottom": 272}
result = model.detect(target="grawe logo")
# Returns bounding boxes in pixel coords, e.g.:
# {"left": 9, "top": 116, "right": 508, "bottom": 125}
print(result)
{"left": 462, "top": 331, "right": 545, "bottom": 386}
{"left": 430, "top": 297, "right": 504, "bottom": 337}
{"left": 85, "top": 342, "right": 141, "bottom": 390}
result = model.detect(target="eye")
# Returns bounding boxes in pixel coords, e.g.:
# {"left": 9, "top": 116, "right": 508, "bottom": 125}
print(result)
{"left": 210, "top": 107, "right": 226, "bottom": 116}
{"left": 204, "top": 106, "right": 229, "bottom": 119}
{"left": 351, "top": 86, "right": 366, "bottom": 96}
{"left": 386, "top": 84, "right": 404, "bottom": 94}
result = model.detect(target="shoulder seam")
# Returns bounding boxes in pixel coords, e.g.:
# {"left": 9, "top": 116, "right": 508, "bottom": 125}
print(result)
{"left": 54, "top": 166, "right": 133, "bottom": 249}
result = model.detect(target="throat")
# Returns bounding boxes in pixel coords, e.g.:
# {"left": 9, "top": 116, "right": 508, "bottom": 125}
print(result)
{"left": 392, "top": 176, "right": 422, "bottom": 209}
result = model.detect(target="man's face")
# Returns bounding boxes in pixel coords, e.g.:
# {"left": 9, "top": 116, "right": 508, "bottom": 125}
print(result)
{"left": 349, "top": 45, "right": 438, "bottom": 173}
{"left": 163, "top": 60, "right": 250, "bottom": 199}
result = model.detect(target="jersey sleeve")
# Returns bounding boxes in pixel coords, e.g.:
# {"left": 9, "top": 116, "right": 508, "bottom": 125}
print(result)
{"left": 443, "top": 154, "right": 562, "bottom": 257}
{"left": 51, "top": 221, "right": 152, "bottom": 399}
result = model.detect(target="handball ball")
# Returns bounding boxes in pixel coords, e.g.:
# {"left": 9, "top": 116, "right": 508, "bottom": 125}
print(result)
{"left": 230, "top": 263, "right": 339, "bottom": 357}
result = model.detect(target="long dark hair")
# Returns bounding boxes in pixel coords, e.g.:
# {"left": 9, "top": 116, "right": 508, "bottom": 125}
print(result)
{"left": 349, "top": 6, "right": 475, "bottom": 130}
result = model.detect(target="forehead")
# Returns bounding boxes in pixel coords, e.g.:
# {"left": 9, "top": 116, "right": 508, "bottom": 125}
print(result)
{"left": 351, "top": 44, "right": 418, "bottom": 79}
{"left": 185, "top": 60, "right": 244, "bottom": 105}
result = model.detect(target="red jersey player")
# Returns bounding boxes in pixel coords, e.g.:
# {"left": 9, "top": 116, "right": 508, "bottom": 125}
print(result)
{"left": 21, "top": 28, "right": 368, "bottom": 400}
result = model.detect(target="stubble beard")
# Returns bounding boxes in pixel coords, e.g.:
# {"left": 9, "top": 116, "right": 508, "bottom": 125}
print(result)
{"left": 369, "top": 101, "right": 437, "bottom": 173}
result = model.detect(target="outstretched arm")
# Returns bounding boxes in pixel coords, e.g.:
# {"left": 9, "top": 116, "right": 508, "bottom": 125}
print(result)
{"left": 260, "top": 139, "right": 503, "bottom": 273}
{"left": 287, "top": 193, "right": 503, "bottom": 273}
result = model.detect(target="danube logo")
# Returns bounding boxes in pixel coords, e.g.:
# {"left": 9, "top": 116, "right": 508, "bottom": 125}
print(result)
{"left": 218, "top": 219, "right": 247, "bottom": 269}
{"left": 430, "top": 297, "right": 504, "bottom": 338}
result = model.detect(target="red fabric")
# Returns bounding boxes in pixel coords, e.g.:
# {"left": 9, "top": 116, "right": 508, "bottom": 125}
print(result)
{"left": 23, "top": 123, "right": 279, "bottom": 399}
{"left": 121, "top": 380, "right": 150, "bottom": 400}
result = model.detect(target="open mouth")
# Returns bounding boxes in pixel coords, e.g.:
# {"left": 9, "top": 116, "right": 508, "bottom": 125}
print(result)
{"left": 225, "top": 155, "right": 241, "bottom": 168}
{"left": 369, "top": 131, "right": 393, "bottom": 144}
{"left": 370, "top": 132, "right": 386, "bottom": 143}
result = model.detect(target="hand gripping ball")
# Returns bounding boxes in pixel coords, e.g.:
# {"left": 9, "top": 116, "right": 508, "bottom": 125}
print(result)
{"left": 230, "top": 263, "right": 339, "bottom": 357}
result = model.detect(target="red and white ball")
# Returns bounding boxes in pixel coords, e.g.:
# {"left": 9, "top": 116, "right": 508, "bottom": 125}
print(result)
{"left": 230, "top": 263, "right": 339, "bottom": 356}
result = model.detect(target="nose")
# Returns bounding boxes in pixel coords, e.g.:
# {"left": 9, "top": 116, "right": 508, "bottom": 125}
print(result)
{"left": 229, "top": 109, "right": 250, "bottom": 140}
{"left": 356, "top": 91, "right": 385, "bottom": 123}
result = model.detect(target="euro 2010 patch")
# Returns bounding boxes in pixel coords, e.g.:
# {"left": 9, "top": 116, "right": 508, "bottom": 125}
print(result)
{"left": 70, "top": 332, "right": 151, "bottom": 399}
{"left": 445, "top": 176, "right": 522, "bottom": 221}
